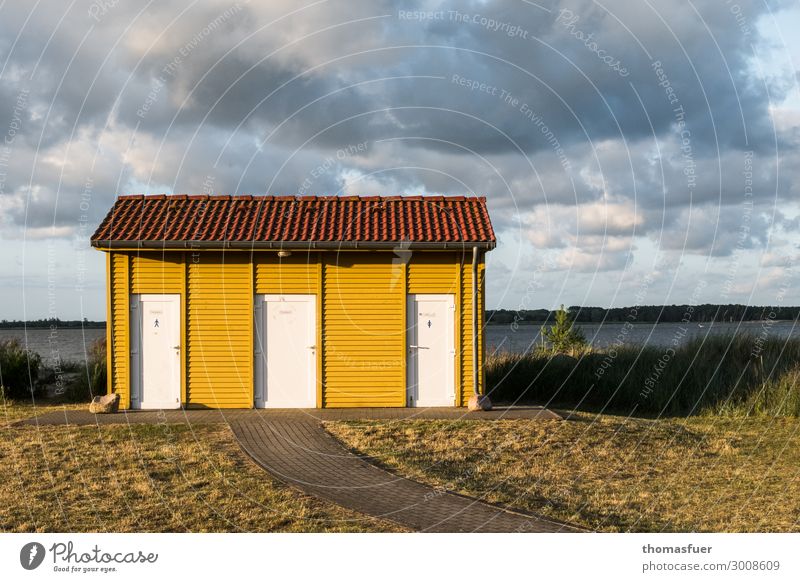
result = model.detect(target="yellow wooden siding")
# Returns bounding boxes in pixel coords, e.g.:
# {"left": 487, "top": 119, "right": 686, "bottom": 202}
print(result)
{"left": 459, "top": 257, "right": 486, "bottom": 406}
{"left": 130, "top": 253, "right": 183, "bottom": 293}
{"left": 480, "top": 259, "right": 487, "bottom": 400}
{"left": 109, "top": 252, "right": 130, "bottom": 408}
{"left": 406, "top": 252, "right": 461, "bottom": 294}
{"left": 187, "top": 253, "right": 252, "bottom": 408}
{"left": 322, "top": 253, "right": 405, "bottom": 407}
{"left": 104, "top": 254, "right": 113, "bottom": 400}
{"left": 254, "top": 254, "right": 319, "bottom": 294}
{"left": 102, "top": 247, "right": 484, "bottom": 409}
{"left": 316, "top": 259, "right": 323, "bottom": 407}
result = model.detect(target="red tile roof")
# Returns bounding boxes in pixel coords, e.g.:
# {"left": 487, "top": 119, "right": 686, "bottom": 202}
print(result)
{"left": 91, "top": 195, "right": 496, "bottom": 249}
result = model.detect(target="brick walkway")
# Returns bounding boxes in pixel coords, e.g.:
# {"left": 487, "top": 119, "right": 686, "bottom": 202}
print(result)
{"left": 16, "top": 406, "right": 579, "bottom": 533}
{"left": 231, "top": 417, "right": 578, "bottom": 533}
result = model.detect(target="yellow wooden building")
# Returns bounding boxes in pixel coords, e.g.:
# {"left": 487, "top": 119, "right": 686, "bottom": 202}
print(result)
{"left": 91, "top": 194, "right": 496, "bottom": 409}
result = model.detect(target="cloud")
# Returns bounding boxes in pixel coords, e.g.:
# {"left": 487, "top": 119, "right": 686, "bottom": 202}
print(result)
{"left": 514, "top": 201, "right": 641, "bottom": 272}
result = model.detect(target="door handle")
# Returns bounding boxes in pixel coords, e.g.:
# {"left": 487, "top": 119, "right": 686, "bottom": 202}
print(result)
{"left": 409, "top": 345, "right": 429, "bottom": 349}
{"left": 173, "top": 345, "right": 180, "bottom": 350}
{"left": 307, "top": 345, "right": 316, "bottom": 350}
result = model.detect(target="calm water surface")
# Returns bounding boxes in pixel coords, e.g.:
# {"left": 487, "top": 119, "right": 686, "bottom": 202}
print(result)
{"left": 0, "top": 328, "right": 105, "bottom": 364}
{"left": 3, "top": 321, "right": 799, "bottom": 363}
{"left": 487, "top": 320, "right": 800, "bottom": 354}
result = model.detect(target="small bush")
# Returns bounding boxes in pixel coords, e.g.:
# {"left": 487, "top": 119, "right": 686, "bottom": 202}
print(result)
{"left": 62, "top": 337, "right": 108, "bottom": 402}
{"left": 540, "top": 305, "right": 587, "bottom": 355}
{"left": 0, "top": 338, "right": 42, "bottom": 400}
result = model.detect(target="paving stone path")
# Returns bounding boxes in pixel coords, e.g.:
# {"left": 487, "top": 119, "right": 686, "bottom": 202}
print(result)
{"left": 231, "top": 417, "right": 579, "bottom": 533}
{"left": 17, "top": 407, "right": 581, "bottom": 533}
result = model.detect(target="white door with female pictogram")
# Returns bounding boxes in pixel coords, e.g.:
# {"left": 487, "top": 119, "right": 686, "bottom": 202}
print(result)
{"left": 130, "top": 294, "right": 181, "bottom": 409}
{"left": 407, "top": 294, "right": 455, "bottom": 407}
{"left": 254, "top": 294, "right": 317, "bottom": 408}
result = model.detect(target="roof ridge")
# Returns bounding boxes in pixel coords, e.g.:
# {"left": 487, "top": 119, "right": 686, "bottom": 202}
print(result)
{"left": 115, "top": 193, "right": 486, "bottom": 201}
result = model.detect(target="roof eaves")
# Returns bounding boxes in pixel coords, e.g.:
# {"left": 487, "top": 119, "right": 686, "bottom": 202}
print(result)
{"left": 90, "top": 239, "right": 496, "bottom": 251}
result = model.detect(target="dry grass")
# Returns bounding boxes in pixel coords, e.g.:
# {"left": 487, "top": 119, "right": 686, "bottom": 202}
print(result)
{"left": 1, "top": 402, "right": 400, "bottom": 532}
{"left": 1, "top": 400, "right": 86, "bottom": 426}
{"left": 328, "top": 415, "right": 800, "bottom": 532}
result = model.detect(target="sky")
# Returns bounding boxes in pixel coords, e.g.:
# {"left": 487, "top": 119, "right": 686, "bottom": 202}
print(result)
{"left": 1, "top": 0, "right": 799, "bottom": 320}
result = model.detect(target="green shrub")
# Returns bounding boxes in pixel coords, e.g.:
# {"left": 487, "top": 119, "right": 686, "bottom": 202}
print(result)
{"left": 62, "top": 337, "right": 107, "bottom": 402}
{"left": 486, "top": 333, "right": 800, "bottom": 417}
{"left": 540, "top": 305, "right": 587, "bottom": 355}
{"left": 0, "top": 338, "right": 42, "bottom": 400}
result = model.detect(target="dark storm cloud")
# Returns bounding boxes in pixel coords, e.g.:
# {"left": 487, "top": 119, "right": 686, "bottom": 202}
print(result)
{"left": 8, "top": 0, "right": 780, "bottom": 156}
{"left": 201, "top": 0, "right": 787, "bottom": 155}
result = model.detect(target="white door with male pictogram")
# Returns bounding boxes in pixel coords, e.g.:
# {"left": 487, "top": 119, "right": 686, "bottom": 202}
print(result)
{"left": 130, "top": 294, "right": 181, "bottom": 409}
{"left": 407, "top": 294, "right": 455, "bottom": 407}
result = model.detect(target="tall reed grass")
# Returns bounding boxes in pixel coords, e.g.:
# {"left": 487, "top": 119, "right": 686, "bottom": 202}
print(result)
{"left": 486, "top": 333, "right": 800, "bottom": 416}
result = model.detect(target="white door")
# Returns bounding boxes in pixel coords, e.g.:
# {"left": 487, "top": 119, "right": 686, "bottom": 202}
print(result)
{"left": 407, "top": 294, "right": 456, "bottom": 407}
{"left": 131, "top": 294, "right": 181, "bottom": 410}
{"left": 254, "top": 294, "right": 316, "bottom": 408}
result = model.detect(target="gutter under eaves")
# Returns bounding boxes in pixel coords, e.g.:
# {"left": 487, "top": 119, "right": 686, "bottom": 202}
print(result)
{"left": 90, "top": 240, "right": 497, "bottom": 251}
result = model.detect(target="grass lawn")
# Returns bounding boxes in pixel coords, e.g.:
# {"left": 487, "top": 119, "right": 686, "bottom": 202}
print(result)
{"left": 1, "top": 402, "right": 400, "bottom": 532}
{"left": 328, "top": 413, "right": 800, "bottom": 532}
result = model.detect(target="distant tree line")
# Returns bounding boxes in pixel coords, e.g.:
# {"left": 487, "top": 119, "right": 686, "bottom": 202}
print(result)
{"left": 487, "top": 304, "right": 800, "bottom": 325}
{"left": 0, "top": 318, "right": 105, "bottom": 329}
